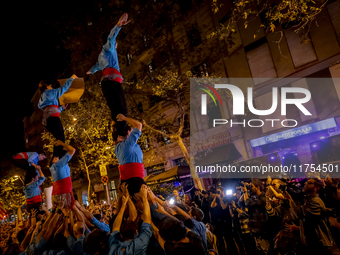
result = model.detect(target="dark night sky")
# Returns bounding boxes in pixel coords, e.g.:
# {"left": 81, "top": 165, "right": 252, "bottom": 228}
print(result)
{"left": 1, "top": 1, "right": 83, "bottom": 165}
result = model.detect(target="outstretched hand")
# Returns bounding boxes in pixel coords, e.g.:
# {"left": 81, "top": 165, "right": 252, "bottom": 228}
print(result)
{"left": 120, "top": 183, "right": 129, "bottom": 197}
{"left": 285, "top": 222, "right": 299, "bottom": 232}
{"left": 31, "top": 209, "right": 37, "bottom": 217}
{"left": 139, "top": 184, "right": 148, "bottom": 199}
{"left": 122, "top": 195, "right": 129, "bottom": 206}
{"left": 118, "top": 13, "right": 131, "bottom": 27}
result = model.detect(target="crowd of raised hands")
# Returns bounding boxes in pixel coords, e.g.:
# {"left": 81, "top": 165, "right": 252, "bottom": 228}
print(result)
{"left": 2, "top": 177, "right": 340, "bottom": 255}
{"left": 0, "top": 183, "right": 213, "bottom": 255}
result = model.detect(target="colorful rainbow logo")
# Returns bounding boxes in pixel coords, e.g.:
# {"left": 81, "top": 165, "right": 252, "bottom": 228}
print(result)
{"left": 198, "top": 83, "right": 222, "bottom": 106}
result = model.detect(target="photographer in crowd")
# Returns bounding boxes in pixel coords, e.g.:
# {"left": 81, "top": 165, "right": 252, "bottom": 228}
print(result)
{"left": 241, "top": 179, "right": 269, "bottom": 253}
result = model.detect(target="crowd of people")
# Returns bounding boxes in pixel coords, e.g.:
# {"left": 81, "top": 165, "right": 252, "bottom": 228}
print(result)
{"left": 1, "top": 177, "right": 340, "bottom": 255}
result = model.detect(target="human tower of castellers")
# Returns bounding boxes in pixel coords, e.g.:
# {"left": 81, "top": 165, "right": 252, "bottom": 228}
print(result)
{"left": 1, "top": 13, "right": 340, "bottom": 255}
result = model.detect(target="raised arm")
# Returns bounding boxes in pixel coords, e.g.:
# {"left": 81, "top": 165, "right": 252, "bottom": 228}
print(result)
{"left": 36, "top": 210, "right": 54, "bottom": 243}
{"left": 30, "top": 209, "right": 37, "bottom": 227}
{"left": 21, "top": 225, "right": 34, "bottom": 249}
{"left": 219, "top": 196, "right": 228, "bottom": 210}
{"left": 120, "top": 183, "right": 137, "bottom": 222}
{"left": 112, "top": 195, "right": 129, "bottom": 232}
{"left": 140, "top": 185, "right": 152, "bottom": 224}
{"left": 72, "top": 205, "right": 85, "bottom": 224}
{"left": 103, "top": 25, "right": 121, "bottom": 52}
{"left": 63, "top": 210, "right": 71, "bottom": 238}
{"left": 210, "top": 195, "right": 217, "bottom": 208}
{"left": 169, "top": 203, "right": 190, "bottom": 220}
{"left": 117, "top": 114, "right": 142, "bottom": 131}
{"left": 55, "top": 74, "right": 78, "bottom": 98}
{"left": 267, "top": 185, "right": 285, "bottom": 200}
{"left": 44, "top": 201, "right": 65, "bottom": 241}
{"left": 103, "top": 13, "right": 130, "bottom": 52}
{"left": 74, "top": 201, "right": 102, "bottom": 230}
{"left": 54, "top": 140, "right": 76, "bottom": 156}
{"left": 75, "top": 200, "right": 94, "bottom": 221}
{"left": 30, "top": 221, "right": 42, "bottom": 244}
{"left": 35, "top": 165, "right": 44, "bottom": 179}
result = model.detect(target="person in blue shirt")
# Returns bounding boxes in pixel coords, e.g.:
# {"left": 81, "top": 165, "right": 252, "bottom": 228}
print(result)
{"left": 13, "top": 151, "right": 46, "bottom": 172}
{"left": 24, "top": 166, "right": 45, "bottom": 212}
{"left": 38, "top": 74, "right": 78, "bottom": 158}
{"left": 49, "top": 140, "right": 76, "bottom": 209}
{"left": 86, "top": 13, "right": 130, "bottom": 141}
{"left": 114, "top": 114, "right": 146, "bottom": 197}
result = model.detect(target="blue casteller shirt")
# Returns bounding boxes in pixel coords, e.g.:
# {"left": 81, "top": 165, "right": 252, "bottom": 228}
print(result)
{"left": 67, "top": 236, "right": 88, "bottom": 255}
{"left": 109, "top": 222, "right": 152, "bottom": 255}
{"left": 49, "top": 153, "right": 72, "bottom": 182}
{"left": 27, "top": 152, "right": 39, "bottom": 165}
{"left": 92, "top": 217, "right": 110, "bottom": 233}
{"left": 38, "top": 78, "right": 74, "bottom": 110}
{"left": 13, "top": 152, "right": 39, "bottom": 166}
{"left": 114, "top": 128, "right": 143, "bottom": 165}
{"left": 89, "top": 25, "right": 121, "bottom": 74}
{"left": 23, "top": 177, "right": 45, "bottom": 199}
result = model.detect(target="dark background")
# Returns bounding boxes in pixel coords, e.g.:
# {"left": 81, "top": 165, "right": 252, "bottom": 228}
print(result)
{"left": 1, "top": 0, "right": 90, "bottom": 172}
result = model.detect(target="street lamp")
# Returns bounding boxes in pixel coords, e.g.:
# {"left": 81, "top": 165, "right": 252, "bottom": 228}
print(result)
{"left": 14, "top": 175, "right": 24, "bottom": 185}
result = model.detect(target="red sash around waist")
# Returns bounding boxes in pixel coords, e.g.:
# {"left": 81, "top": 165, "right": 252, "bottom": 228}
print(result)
{"left": 13, "top": 152, "right": 28, "bottom": 160}
{"left": 119, "top": 163, "right": 145, "bottom": 180}
{"left": 26, "top": 195, "right": 42, "bottom": 204}
{"left": 102, "top": 68, "right": 123, "bottom": 83}
{"left": 44, "top": 105, "right": 60, "bottom": 117}
{"left": 52, "top": 177, "right": 72, "bottom": 195}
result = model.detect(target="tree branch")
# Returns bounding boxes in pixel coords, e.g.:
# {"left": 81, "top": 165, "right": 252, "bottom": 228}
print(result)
{"left": 142, "top": 120, "right": 177, "bottom": 139}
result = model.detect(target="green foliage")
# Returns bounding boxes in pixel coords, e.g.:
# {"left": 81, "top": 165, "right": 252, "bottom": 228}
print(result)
{"left": 0, "top": 177, "right": 25, "bottom": 211}
{"left": 211, "top": 0, "right": 328, "bottom": 45}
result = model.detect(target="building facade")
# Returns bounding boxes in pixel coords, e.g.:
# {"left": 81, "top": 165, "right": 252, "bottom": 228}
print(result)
{"left": 23, "top": 0, "right": 340, "bottom": 195}
{"left": 119, "top": 0, "right": 340, "bottom": 185}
